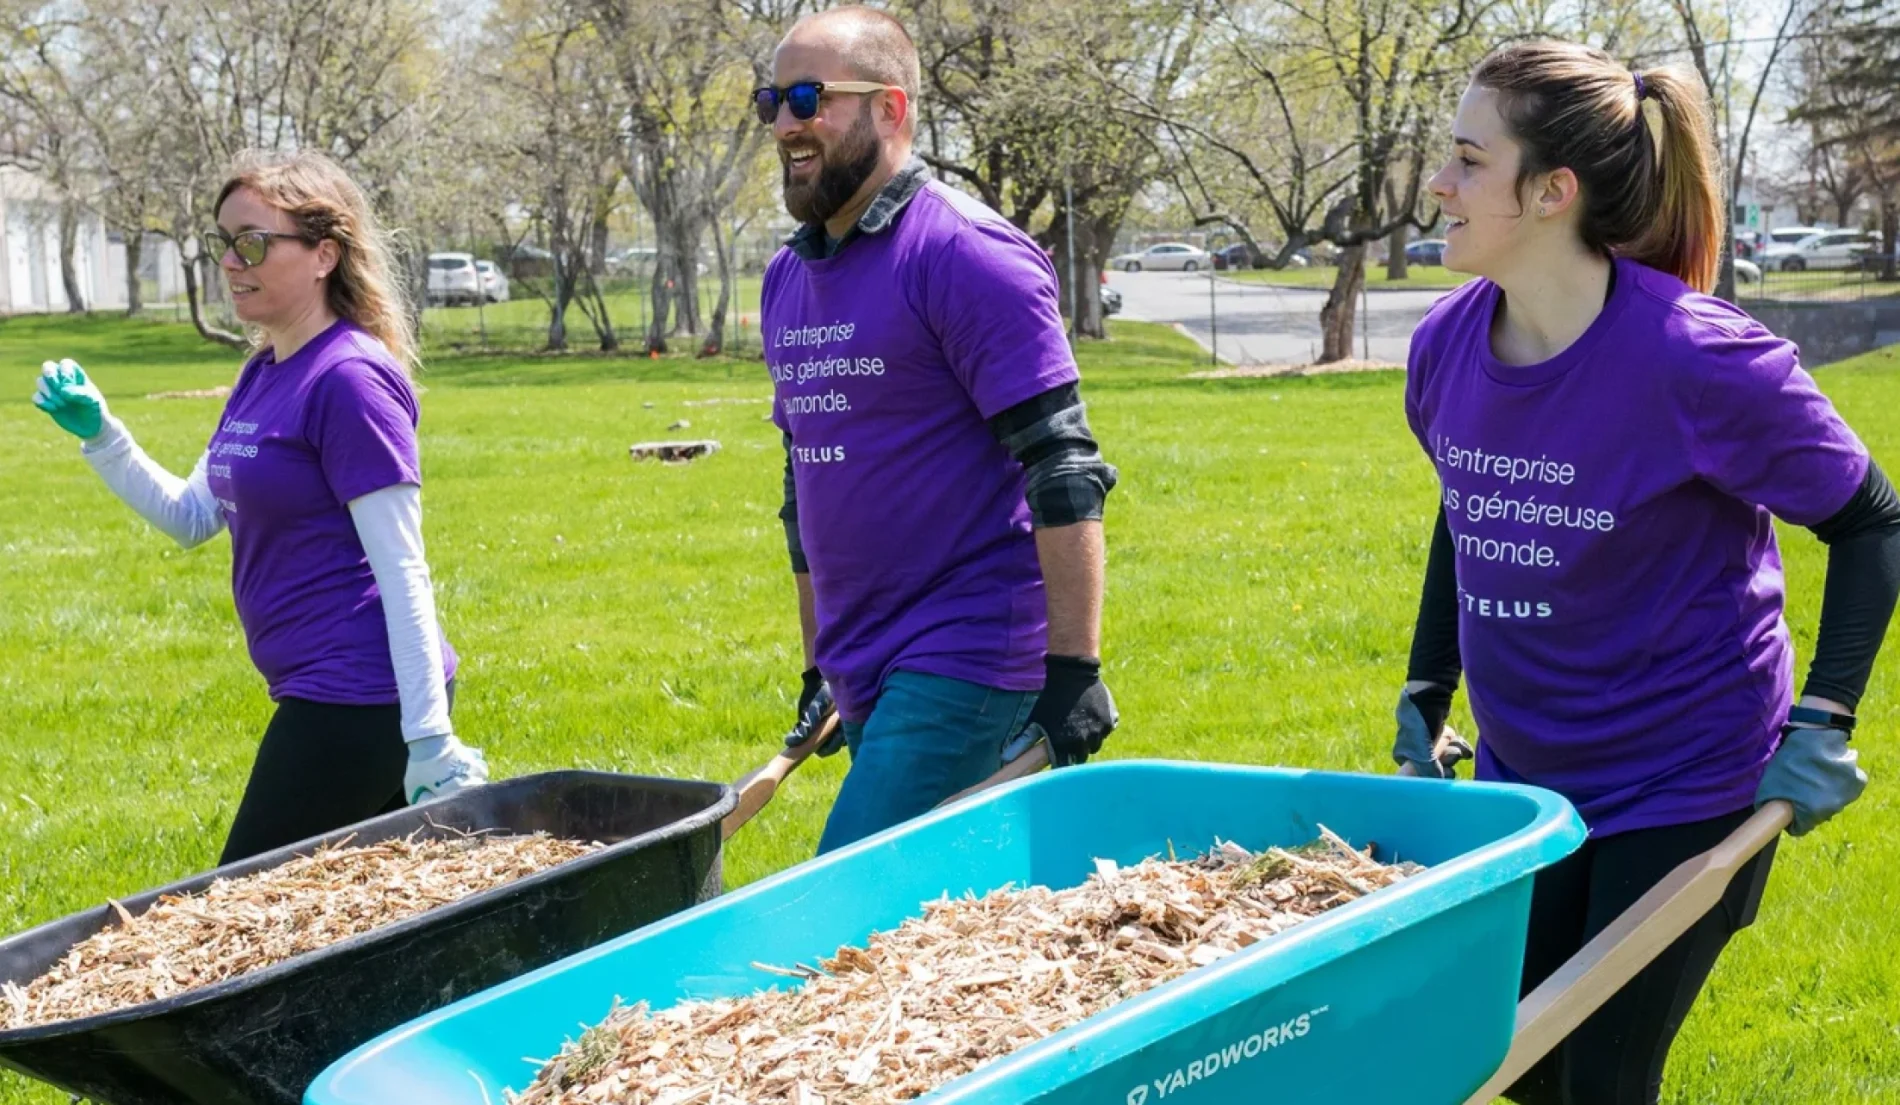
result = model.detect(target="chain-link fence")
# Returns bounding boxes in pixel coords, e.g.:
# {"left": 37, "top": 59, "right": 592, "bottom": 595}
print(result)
{"left": 1735, "top": 256, "right": 1900, "bottom": 304}
{"left": 418, "top": 271, "right": 771, "bottom": 356}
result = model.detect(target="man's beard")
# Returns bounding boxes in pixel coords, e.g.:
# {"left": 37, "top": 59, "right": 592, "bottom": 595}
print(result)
{"left": 781, "top": 104, "right": 883, "bottom": 227}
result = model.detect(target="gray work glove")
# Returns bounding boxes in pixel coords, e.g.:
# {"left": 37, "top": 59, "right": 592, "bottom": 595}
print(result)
{"left": 1756, "top": 725, "right": 1867, "bottom": 836}
{"left": 1394, "top": 684, "right": 1473, "bottom": 778}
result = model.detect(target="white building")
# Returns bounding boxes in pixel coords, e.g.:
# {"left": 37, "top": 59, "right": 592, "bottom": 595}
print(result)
{"left": 0, "top": 168, "right": 187, "bottom": 315}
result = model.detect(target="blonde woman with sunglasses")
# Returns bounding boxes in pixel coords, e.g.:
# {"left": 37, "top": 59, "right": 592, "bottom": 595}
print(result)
{"left": 31, "top": 150, "right": 488, "bottom": 864}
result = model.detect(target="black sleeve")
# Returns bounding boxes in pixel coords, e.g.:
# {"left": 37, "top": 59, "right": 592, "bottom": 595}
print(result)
{"left": 987, "top": 382, "right": 1118, "bottom": 527}
{"left": 1406, "top": 506, "right": 1463, "bottom": 690}
{"left": 1801, "top": 459, "right": 1900, "bottom": 710}
{"left": 779, "top": 431, "right": 808, "bottom": 574}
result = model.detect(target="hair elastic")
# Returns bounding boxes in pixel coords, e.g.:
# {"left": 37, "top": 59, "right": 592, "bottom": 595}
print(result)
{"left": 1633, "top": 73, "right": 1648, "bottom": 100}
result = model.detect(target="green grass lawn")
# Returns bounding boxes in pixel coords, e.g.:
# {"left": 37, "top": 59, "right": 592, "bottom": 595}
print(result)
{"left": 0, "top": 314, "right": 1895, "bottom": 1104}
{"left": 421, "top": 276, "right": 770, "bottom": 354}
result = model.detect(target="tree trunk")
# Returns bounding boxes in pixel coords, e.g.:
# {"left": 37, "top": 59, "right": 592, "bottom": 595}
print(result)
{"left": 701, "top": 218, "right": 732, "bottom": 356}
{"left": 1384, "top": 175, "right": 1409, "bottom": 280}
{"left": 644, "top": 258, "right": 672, "bottom": 354}
{"left": 547, "top": 256, "right": 573, "bottom": 352}
{"left": 123, "top": 230, "right": 144, "bottom": 317}
{"left": 665, "top": 219, "right": 703, "bottom": 337}
{"left": 58, "top": 200, "right": 87, "bottom": 313}
{"left": 1881, "top": 199, "right": 1898, "bottom": 282}
{"left": 179, "top": 242, "right": 245, "bottom": 347}
{"left": 591, "top": 214, "right": 611, "bottom": 276}
{"left": 1318, "top": 245, "right": 1367, "bottom": 363}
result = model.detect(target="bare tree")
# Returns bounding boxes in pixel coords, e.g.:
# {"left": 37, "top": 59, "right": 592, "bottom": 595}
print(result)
{"left": 77, "top": 0, "right": 444, "bottom": 346}
{"left": 903, "top": 0, "right": 1212, "bottom": 339}
{"left": 0, "top": 9, "right": 92, "bottom": 312}
{"left": 477, "top": 0, "right": 627, "bottom": 351}
{"left": 1131, "top": 0, "right": 1488, "bottom": 361}
{"left": 1661, "top": 0, "right": 1810, "bottom": 300}
{"left": 589, "top": 0, "right": 804, "bottom": 355}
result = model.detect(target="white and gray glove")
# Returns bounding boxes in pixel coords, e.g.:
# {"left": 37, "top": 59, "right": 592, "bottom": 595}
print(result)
{"left": 404, "top": 735, "right": 489, "bottom": 805}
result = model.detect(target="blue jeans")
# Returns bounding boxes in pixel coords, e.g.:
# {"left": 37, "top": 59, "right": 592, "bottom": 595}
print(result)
{"left": 816, "top": 670, "right": 1037, "bottom": 854}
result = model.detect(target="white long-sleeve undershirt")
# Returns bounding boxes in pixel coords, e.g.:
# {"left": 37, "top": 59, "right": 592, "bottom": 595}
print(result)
{"left": 81, "top": 416, "right": 225, "bottom": 548}
{"left": 78, "top": 418, "right": 453, "bottom": 743}
{"left": 347, "top": 484, "right": 454, "bottom": 743}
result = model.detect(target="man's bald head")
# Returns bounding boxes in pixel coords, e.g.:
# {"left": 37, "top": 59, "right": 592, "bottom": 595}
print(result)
{"left": 779, "top": 7, "right": 921, "bottom": 132}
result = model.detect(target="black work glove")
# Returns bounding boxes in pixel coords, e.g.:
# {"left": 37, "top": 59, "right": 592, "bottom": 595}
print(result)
{"left": 1021, "top": 655, "right": 1118, "bottom": 767}
{"left": 784, "top": 667, "right": 842, "bottom": 756}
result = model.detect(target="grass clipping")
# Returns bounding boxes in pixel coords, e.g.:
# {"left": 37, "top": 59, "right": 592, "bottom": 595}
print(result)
{"left": 515, "top": 829, "right": 1417, "bottom": 1104}
{"left": 2, "top": 832, "right": 599, "bottom": 1030}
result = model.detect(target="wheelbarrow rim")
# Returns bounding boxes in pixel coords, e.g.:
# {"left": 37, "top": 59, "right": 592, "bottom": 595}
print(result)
{"left": 0, "top": 770, "right": 736, "bottom": 1044}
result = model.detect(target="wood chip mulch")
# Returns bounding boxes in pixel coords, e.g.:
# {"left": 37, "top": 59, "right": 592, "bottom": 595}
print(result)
{"left": 512, "top": 828, "right": 1418, "bottom": 1104}
{"left": 2, "top": 832, "right": 599, "bottom": 1031}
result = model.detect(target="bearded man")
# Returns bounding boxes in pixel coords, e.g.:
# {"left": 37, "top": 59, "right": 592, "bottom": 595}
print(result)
{"left": 757, "top": 6, "right": 1121, "bottom": 854}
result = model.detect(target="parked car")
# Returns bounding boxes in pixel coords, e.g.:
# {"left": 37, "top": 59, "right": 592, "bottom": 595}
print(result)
{"left": 1109, "top": 242, "right": 1213, "bottom": 272}
{"left": 1733, "top": 257, "right": 1761, "bottom": 283}
{"left": 1763, "top": 226, "right": 1827, "bottom": 249}
{"left": 606, "top": 246, "right": 658, "bottom": 273}
{"left": 1211, "top": 243, "right": 1258, "bottom": 271}
{"left": 1100, "top": 283, "right": 1123, "bottom": 317}
{"left": 476, "top": 260, "right": 510, "bottom": 303}
{"left": 1760, "top": 229, "right": 1879, "bottom": 272}
{"left": 426, "top": 252, "right": 482, "bottom": 307}
{"left": 1405, "top": 238, "right": 1448, "bottom": 266}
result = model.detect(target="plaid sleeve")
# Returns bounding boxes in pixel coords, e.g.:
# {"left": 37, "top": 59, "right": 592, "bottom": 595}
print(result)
{"left": 988, "top": 383, "right": 1118, "bottom": 527}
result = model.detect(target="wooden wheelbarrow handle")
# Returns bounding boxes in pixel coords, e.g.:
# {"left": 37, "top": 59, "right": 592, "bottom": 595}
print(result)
{"left": 721, "top": 714, "right": 841, "bottom": 840}
{"left": 938, "top": 735, "right": 1055, "bottom": 807}
{"left": 1462, "top": 799, "right": 1793, "bottom": 1104}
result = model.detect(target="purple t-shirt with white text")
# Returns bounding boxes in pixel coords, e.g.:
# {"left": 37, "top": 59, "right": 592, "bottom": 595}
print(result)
{"left": 204, "top": 319, "right": 456, "bottom": 704}
{"left": 1406, "top": 258, "right": 1867, "bottom": 835}
{"left": 764, "top": 181, "right": 1079, "bottom": 721}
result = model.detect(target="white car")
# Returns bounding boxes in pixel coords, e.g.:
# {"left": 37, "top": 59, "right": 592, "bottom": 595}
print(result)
{"left": 426, "top": 252, "right": 482, "bottom": 306}
{"left": 476, "top": 260, "right": 510, "bottom": 303}
{"left": 1110, "top": 242, "right": 1212, "bottom": 272}
{"left": 1733, "top": 257, "right": 1761, "bottom": 283}
{"left": 1760, "top": 229, "right": 1878, "bottom": 272}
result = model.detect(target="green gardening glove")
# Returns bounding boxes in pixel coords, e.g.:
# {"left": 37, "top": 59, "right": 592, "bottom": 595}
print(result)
{"left": 32, "top": 359, "right": 107, "bottom": 440}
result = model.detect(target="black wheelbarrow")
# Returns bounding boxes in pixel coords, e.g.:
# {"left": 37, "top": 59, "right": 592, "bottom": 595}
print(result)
{"left": 0, "top": 770, "right": 735, "bottom": 1105}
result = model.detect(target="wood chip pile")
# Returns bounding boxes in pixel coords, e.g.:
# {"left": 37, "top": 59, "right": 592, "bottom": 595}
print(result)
{"left": 513, "top": 829, "right": 1418, "bottom": 1104}
{"left": 2, "top": 833, "right": 599, "bottom": 1031}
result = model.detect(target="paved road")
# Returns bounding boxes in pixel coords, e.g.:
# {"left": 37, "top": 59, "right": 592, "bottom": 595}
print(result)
{"left": 1105, "top": 270, "right": 1454, "bottom": 366}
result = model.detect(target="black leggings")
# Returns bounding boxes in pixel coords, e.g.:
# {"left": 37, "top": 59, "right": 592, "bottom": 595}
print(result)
{"left": 1507, "top": 806, "right": 1779, "bottom": 1105}
{"left": 218, "top": 693, "right": 445, "bottom": 866}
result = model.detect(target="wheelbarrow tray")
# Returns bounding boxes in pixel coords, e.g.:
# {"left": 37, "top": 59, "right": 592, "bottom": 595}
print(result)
{"left": 307, "top": 762, "right": 1584, "bottom": 1105}
{"left": 0, "top": 770, "right": 735, "bottom": 1105}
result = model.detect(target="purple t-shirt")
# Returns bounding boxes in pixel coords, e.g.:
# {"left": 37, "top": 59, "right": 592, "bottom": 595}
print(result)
{"left": 1406, "top": 258, "right": 1867, "bottom": 835}
{"left": 203, "top": 319, "right": 456, "bottom": 704}
{"left": 764, "top": 181, "right": 1078, "bottom": 721}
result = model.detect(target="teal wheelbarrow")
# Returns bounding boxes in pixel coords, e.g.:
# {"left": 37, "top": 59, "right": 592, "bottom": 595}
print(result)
{"left": 302, "top": 762, "right": 1788, "bottom": 1105}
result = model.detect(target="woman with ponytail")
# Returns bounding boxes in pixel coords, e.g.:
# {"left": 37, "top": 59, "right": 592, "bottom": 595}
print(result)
{"left": 30, "top": 150, "right": 488, "bottom": 865}
{"left": 1392, "top": 40, "right": 1898, "bottom": 1104}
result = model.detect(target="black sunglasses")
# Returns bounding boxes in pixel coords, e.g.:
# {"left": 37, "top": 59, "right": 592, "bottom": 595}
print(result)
{"left": 203, "top": 229, "right": 311, "bottom": 268}
{"left": 752, "top": 80, "right": 896, "bottom": 125}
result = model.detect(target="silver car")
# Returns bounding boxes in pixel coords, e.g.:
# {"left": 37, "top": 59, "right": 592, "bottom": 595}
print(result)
{"left": 1110, "top": 242, "right": 1213, "bottom": 273}
{"left": 1761, "top": 229, "right": 1879, "bottom": 272}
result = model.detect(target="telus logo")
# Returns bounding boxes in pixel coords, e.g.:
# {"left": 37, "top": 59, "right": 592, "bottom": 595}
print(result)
{"left": 1123, "top": 1006, "right": 1330, "bottom": 1104}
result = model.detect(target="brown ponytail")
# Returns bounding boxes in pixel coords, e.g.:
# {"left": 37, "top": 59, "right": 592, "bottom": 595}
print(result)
{"left": 215, "top": 150, "right": 420, "bottom": 376}
{"left": 1473, "top": 40, "right": 1724, "bottom": 292}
